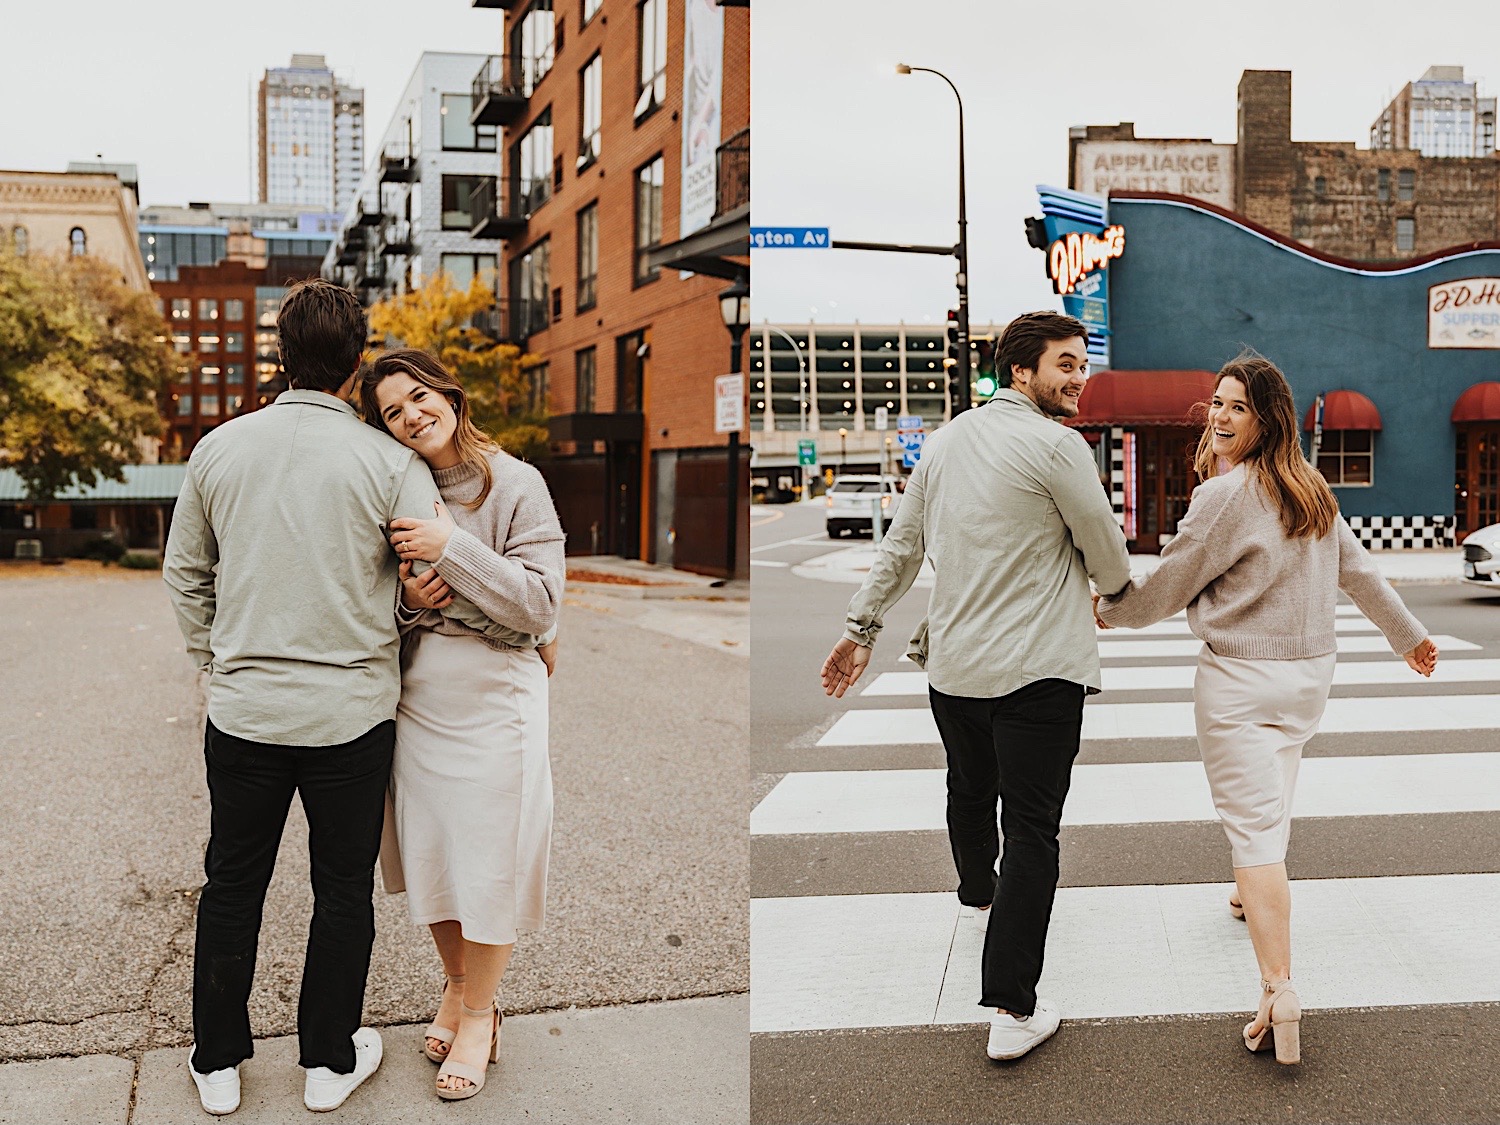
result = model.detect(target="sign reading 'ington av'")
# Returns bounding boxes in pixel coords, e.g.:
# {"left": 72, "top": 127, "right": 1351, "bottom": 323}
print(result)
{"left": 1429, "top": 278, "right": 1500, "bottom": 349}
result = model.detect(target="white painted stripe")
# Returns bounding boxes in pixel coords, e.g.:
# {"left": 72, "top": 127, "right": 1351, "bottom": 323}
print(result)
{"left": 862, "top": 659, "right": 1500, "bottom": 696}
{"left": 749, "top": 873, "right": 1500, "bottom": 1031}
{"left": 750, "top": 559, "right": 791, "bottom": 568}
{"left": 819, "top": 691, "right": 1500, "bottom": 747}
{"left": 750, "top": 752, "right": 1500, "bottom": 835}
{"left": 1096, "top": 634, "right": 1476, "bottom": 659}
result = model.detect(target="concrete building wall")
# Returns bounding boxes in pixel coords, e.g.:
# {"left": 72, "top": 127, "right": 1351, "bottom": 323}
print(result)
{"left": 0, "top": 170, "right": 149, "bottom": 290}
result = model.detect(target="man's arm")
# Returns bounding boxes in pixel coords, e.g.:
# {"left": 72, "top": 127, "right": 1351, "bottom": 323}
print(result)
{"left": 162, "top": 465, "right": 219, "bottom": 671}
{"left": 1048, "top": 432, "right": 1132, "bottom": 597}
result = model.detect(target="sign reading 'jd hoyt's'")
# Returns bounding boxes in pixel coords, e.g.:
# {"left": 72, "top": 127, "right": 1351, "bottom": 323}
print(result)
{"left": 1429, "top": 278, "right": 1500, "bottom": 349}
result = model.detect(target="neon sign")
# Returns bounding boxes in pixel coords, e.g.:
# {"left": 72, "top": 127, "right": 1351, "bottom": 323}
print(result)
{"left": 1047, "top": 225, "right": 1126, "bottom": 295}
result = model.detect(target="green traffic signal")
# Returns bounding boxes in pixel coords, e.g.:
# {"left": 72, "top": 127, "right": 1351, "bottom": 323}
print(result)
{"left": 974, "top": 374, "right": 999, "bottom": 400}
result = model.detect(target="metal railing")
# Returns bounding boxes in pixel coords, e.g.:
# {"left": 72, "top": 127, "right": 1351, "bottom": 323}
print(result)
{"left": 511, "top": 296, "right": 548, "bottom": 340}
{"left": 380, "top": 219, "right": 413, "bottom": 255}
{"left": 716, "top": 127, "right": 750, "bottom": 218}
{"left": 471, "top": 55, "right": 526, "bottom": 103}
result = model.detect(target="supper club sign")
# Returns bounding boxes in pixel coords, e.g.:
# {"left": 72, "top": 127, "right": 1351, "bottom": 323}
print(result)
{"left": 1048, "top": 225, "right": 1126, "bottom": 295}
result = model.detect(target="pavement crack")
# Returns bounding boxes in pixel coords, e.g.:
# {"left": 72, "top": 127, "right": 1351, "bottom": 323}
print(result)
{"left": 0, "top": 1007, "right": 144, "bottom": 1030}
{"left": 135, "top": 885, "right": 200, "bottom": 1057}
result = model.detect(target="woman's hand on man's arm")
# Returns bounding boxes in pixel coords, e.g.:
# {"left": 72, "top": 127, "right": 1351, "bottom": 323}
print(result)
{"left": 399, "top": 560, "right": 455, "bottom": 610}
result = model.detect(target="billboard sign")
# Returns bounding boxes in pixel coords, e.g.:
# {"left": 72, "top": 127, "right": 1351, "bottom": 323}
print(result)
{"left": 680, "top": 0, "right": 724, "bottom": 238}
{"left": 1072, "top": 141, "right": 1235, "bottom": 210}
{"left": 1429, "top": 278, "right": 1500, "bottom": 349}
{"left": 1031, "top": 186, "right": 1117, "bottom": 367}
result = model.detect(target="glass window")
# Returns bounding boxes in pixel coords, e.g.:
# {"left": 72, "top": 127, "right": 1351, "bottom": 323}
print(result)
{"left": 528, "top": 362, "right": 549, "bottom": 414}
{"left": 634, "top": 156, "right": 664, "bottom": 284}
{"left": 511, "top": 0, "right": 555, "bottom": 95}
{"left": 576, "top": 203, "right": 598, "bottom": 311}
{"left": 440, "top": 253, "right": 497, "bottom": 291}
{"left": 510, "top": 239, "right": 551, "bottom": 337}
{"left": 442, "top": 175, "right": 484, "bottom": 229}
{"left": 172, "top": 333, "right": 192, "bottom": 354}
{"left": 11, "top": 226, "right": 27, "bottom": 256}
{"left": 226, "top": 364, "right": 245, "bottom": 385}
{"left": 575, "top": 346, "right": 596, "bottom": 412}
{"left": 227, "top": 394, "right": 244, "bottom": 415}
{"left": 579, "top": 54, "right": 602, "bottom": 167}
{"left": 1313, "top": 176, "right": 1326, "bottom": 196}
{"left": 225, "top": 332, "right": 245, "bottom": 353}
{"left": 171, "top": 298, "right": 191, "bottom": 320}
{"left": 636, "top": 0, "right": 668, "bottom": 119}
{"left": 200, "top": 366, "right": 220, "bottom": 384}
{"left": 1377, "top": 168, "right": 1390, "bottom": 202}
{"left": 1314, "top": 430, "right": 1374, "bottom": 486}
{"left": 514, "top": 110, "right": 554, "bottom": 215}
{"left": 257, "top": 298, "right": 279, "bottom": 326}
{"left": 177, "top": 395, "right": 193, "bottom": 417}
{"left": 224, "top": 299, "right": 245, "bottom": 321}
{"left": 1397, "top": 217, "right": 1415, "bottom": 252}
{"left": 198, "top": 298, "right": 218, "bottom": 320}
{"left": 70, "top": 227, "right": 86, "bottom": 256}
{"left": 201, "top": 395, "right": 220, "bottom": 417}
{"left": 198, "top": 334, "right": 220, "bottom": 354}
{"left": 1398, "top": 168, "right": 1415, "bottom": 201}
{"left": 441, "top": 93, "right": 497, "bottom": 152}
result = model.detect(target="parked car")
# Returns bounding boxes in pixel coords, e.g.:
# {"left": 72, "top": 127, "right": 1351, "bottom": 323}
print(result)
{"left": 826, "top": 474, "right": 902, "bottom": 537}
{"left": 1463, "top": 522, "right": 1500, "bottom": 588}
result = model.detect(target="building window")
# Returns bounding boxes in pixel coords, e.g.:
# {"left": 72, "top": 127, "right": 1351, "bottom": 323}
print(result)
{"left": 441, "top": 93, "right": 497, "bottom": 152}
{"left": 226, "top": 364, "right": 245, "bottom": 385}
{"left": 440, "top": 253, "right": 497, "bottom": 291}
{"left": 225, "top": 332, "right": 245, "bottom": 353}
{"left": 1397, "top": 217, "right": 1416, "bottom": 253}
{"left": 514, "top": 110, "right": 554, "bottom": 215}
{"left": 578, "top": 54, "right": 602, "bottom": 168}
{"left": 634, "top": 155, "right": 664, "bottom": 284}
{"left": 227, "top": 394, "right": 244, "bottom": 415}
{"left": 11, "top": 226, "right": 26, "bottom": 256}
{"left": 616, "top": 330, "right": 646, "bottom": 413}
{"left": 577, "top": 202, "right": 598, "bottom": 311}
{"left": 575, "top": 347, "right": 597, "bottom": 412}
{"left": 201, "top": 395, "right": 220, "bottom": 417}
{"left": 198, "top": 299, "right": 219, "bottom": 320}
{"left": 635, "top": 0, "right": 668, "bottom": 120}
{"left": 583, "top": 0, "right": 601, "bottom": 24}
{"left": 171, "top": 299, "right": 191, "bottom": 320}
{"left": 257, "top": 297, "right": 279, "bottom": 327}
{"left": 224, "top": 299, "right": 245, "bottom": 321}
{"left": 1398, "top": 168, "right": 1415, "bottom": 201}
{"left": 442, "top": 175, "right": 485, "bottom": 229}
{"left": 69, "top": 227, "right": 86, "bottom": 256}
{"left": 527, "top": 362, "right": 549, "bottom": 413}
{"left": 1377, "top": 168, "right": 1390, "bottom": 202}
{"left": 172, "top": 334, "right": 192, "bottom": 354}
{"left": 1314, "top": 430, "right": 1374, "bottom": 486}
{"left": 511, "top": 0, "right": 555, "bottom": 96}
{"left": 177, "top": 395, "right": 193, "bottom": 417}
{"left": 1313, "top": 176, "right": 1326, "bottom": 196}
{"left": 198, "top": 334, "right": 220, "bottom": 354}
{"left": 153, "top": 296, "right": 165, "bottom": 317}
{"left": 510, "top": 239, "right": 551, "bottom": 338}
{"left": 200, "top": 366, "right": 220, "bottom": 384}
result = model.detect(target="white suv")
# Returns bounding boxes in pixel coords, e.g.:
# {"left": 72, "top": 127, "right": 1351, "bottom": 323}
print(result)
{"left": 826, "top": 475, "right": 902, "bottom": 538}
{"left": 1463, "top": 522, "right": 1500, "bottom": 589}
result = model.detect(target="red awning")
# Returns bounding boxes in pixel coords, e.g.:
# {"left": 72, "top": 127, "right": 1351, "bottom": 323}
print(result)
{"left": 1452, "top": 382, "right": 1500, "bottom": 422}
{"left": 1072, "top": 369, "right": 1218, "bottom": 426}
{"left": 1301, "top": 389, "right": 1383, "bottom": 432}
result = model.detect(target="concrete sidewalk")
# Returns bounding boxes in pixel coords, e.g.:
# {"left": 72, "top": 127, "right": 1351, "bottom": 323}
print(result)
{"left": 0, "top": 994, "right": 747, "bottom": 1125}
{"left": 566, "top": 556, "right": 749, "bottom": 601}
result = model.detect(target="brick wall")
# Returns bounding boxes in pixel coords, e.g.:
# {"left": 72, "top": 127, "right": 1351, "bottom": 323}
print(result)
{"left": 1235, "top": 70, "right": 1296, "bottom": 234}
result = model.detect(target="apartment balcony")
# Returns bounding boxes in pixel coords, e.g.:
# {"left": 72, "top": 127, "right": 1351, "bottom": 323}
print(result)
{"left": 355, "top": 197, "right": 382, "bottom": 227}
{"left": 468, "top": 176, "right": 529, "bottom": 240}
{"left": 715, "top": 127, "right": 750, "bottom": 219}
{"left": 470, "top": 56, "right": 528, "bottom": 127}
{"left": 335, "top": 241, "right": 359, "bottom": 266}
{"left": 380, "top": 141, "right": 419, "bottom": 184}
{"left": 470, "top": 301, "right": 517, "bottom": 344}
{"left": 355, "top": 254, "right": 385, "bottom": 290}
{"left": 380, "top": 219, "right": 413, "bottom": 257}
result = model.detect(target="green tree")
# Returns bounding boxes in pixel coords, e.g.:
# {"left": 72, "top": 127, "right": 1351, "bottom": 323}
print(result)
{"left": 367, "top": 274, "right": 549, "bottom": 460}
{"left": 0, "top": 250, "right": 172, "bottom": 499}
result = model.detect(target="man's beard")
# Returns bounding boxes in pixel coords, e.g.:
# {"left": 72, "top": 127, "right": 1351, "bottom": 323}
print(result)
{"left": 1034, "top": 383, "right": 1079, "bottom": 419}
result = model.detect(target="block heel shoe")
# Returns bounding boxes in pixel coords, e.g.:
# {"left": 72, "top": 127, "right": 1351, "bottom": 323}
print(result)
{"left": 423, "top": 974, "right": 466, "bottom": 1063}
{"left": 435, "top": 1002, "right": 502, "bottom": 1101}
{"left": 1242, "top": 977, "right": 1301, "bottom": 1064}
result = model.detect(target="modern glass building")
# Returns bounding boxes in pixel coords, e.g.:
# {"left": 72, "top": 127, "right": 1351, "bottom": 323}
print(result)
{"left": 258, "top": 54, "right": 364, "bottom": 213}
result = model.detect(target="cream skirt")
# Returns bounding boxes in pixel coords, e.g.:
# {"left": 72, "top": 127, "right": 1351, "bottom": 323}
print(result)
{"left": 379, "top": 630, "right": 552, "bottom": 946}
{"left": 1193, "top": 645, "right": 1335, "bottom": 868}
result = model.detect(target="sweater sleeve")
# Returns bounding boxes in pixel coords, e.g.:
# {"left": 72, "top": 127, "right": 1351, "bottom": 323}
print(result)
{"left": 434, "top": 473, "right": 566, "bottom": 637}
{"left": 1096, "top": 478, "right": 1242, "bottom": 629}
{"left": 1336, "top": 517, "right": 1428, "bottom": 654}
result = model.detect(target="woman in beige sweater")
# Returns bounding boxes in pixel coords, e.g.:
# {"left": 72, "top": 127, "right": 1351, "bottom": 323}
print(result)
{"left": 1095, "top": 353, "right": 1437, "bottom": 1065}
{"left": 359, "top": 348, "right": 565, "bottom": 1101}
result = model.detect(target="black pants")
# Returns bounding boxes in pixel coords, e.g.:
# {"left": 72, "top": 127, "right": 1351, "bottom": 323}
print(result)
{"left": 190, "top": 718, "right": 394, "bottom": 1075}
{"left": 929, "top": 679, "right": 1084, "bottom": 1017}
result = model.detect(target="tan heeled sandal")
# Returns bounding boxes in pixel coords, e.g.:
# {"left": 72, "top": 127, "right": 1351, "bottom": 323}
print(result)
{"left": 1242, "top": 977, "right": 1301, "bottom": 1064}
{"left": 435, "top": 1001, "right": 502, "bottom": 1100}
{"left": 1229, "top": 897, "right": 1245, "bottom": 920}
{"left": 422, "top": 974, "right": 465, "bottom": 1063}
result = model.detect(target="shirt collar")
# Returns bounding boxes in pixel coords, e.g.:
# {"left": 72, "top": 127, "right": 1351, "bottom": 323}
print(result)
{"left": 274, "top": 389, "right": 359, "bottom": 418}
{"left": 992, "top": 388, "right": 1046, "bottom": 418}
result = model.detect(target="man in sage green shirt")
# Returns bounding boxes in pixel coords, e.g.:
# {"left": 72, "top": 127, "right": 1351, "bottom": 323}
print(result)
{"left": 163, "top": 281, "right": 431, "bottom": 1113}
{"left": 820, "top": 312, "right": 1132, "bottom": 1063}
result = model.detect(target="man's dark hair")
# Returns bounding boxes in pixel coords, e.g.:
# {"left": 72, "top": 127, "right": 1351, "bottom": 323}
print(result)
{"left": 995, "top": 311, "right": 1090, "bottom": 387}
{"left": 276, "top": 279, "right": 367, "bottom": 393}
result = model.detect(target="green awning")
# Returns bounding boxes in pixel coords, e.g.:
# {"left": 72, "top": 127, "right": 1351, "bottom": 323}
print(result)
{"left": 0, "top": 464, "right": 188, "bottom": 502}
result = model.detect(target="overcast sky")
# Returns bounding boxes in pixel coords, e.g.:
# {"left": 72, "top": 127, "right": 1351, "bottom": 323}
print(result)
{"left": 3, "top": 1, "right": 501, "bottom": 206}
{"left": 751, "top": 0, "right": 1500, "bottom": 327}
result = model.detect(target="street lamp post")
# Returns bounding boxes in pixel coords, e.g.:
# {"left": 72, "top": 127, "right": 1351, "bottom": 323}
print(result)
{"left": 897, "top": 62, "right": 971, "bottom": 415}
{"left": 765, "top": 322, "right": 812, "bottom": 500}
{"left": 838, "top": 426, "right": 847, "bottom": 471}
{"left": 719, "top": 277, "right": 751, "bottom": 578}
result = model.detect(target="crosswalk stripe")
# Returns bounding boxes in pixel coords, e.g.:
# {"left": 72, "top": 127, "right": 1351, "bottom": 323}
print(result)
{"left": 818, "top": 692, "right": 1500, "bottom": 747}
{"left": 862, "top": 658, "right": 1500, "bottom": 696}
{"left": 750, "top": 752, "right": 1500, "bottom": 835}
{"left": 748, "top": 872, "right": 1500, "bottom": 1032}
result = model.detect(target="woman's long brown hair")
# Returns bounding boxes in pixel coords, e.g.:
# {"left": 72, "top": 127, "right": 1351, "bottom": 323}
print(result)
{"left": 1192, "top": 351, "right": 1339, "bottom": 540}
{"left": 358, "top": 348, "right": 498, "bottom": 510}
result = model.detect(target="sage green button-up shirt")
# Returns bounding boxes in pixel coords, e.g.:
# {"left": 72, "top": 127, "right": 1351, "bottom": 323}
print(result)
{"left": 844, "top": 388, "right": 1133, "bottom": 699}
{"left": 163, "top": 390, "right": 441, "bottom": 746}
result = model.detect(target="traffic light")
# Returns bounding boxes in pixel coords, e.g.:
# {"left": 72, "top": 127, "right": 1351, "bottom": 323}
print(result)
{"left": 972, "top": 337, "right": 998, "bottom": 400}
{"left": 1024, "top": 216, "right": 1049, "bottom": 250}
{"left": 944, "top": 308, "right": 961, "bottom": 370}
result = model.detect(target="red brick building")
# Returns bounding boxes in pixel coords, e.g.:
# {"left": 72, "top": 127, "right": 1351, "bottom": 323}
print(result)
{"left": 469, "top": 0, "right": 749, "bottom": 577}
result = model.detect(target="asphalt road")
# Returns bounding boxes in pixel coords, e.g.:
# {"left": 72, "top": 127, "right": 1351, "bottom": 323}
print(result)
{"left": 0, "top": 564, "right": 748, "bottom": 1065}
{"left": 749, "top": 500, "right": 1500, "bottom": 1124}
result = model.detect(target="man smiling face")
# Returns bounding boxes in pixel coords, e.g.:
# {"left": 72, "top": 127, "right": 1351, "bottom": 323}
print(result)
{"left": 1010, "top": 336, "right": 1089, "bottom": 419}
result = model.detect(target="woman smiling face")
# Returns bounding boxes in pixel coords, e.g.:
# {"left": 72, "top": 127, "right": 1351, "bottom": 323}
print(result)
{"left": 1208, "top": 375, "right": 1261, "bottom": 465}
{"left": 374, "top": 369, "right": 461, "bottom": 468}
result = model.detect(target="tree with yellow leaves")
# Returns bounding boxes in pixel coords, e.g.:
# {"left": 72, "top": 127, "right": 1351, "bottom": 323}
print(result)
{"left": 367, "top": 274, "right": 549, "bottom": 460}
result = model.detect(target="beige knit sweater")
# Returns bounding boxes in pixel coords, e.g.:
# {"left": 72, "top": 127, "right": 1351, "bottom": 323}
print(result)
{"left": 1096, "top": 463, "right": 1427, "bottom": 659}
{"left": 397, "top": 449, "right": 566, "bottom": 651}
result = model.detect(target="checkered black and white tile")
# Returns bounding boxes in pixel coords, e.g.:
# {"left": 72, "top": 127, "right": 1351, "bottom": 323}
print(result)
{"left": 1346, "top": 515, "right": 1456, "bottom": 550}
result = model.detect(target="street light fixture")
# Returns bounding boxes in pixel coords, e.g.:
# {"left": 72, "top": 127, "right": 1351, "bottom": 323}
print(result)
{"left": 896, "top": 61, "right": 972, "bottom": 415}
{"left": 838, "top": 426, "right": 847, "bottom": 472}
{"left": 765, "top": 322, "right": 813, "bottom": 501}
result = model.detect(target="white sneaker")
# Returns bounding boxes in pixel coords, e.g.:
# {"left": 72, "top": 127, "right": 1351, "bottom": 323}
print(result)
{"left": 966, "top": 905, "right": 992, "bottom": 933}
{"left": 986, "top": 1000, "right": 1061, "bottom": 1060}
{"left": 304, "top": 1028, "right": 383, "bottom": 1112}
{"left": 188, "top": 1059, "right": 241, "bottom": 1116}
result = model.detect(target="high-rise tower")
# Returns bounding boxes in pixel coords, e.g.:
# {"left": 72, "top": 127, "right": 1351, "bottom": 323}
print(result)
{"left": 257, "top": 54, "right": 364, "bottom": 213}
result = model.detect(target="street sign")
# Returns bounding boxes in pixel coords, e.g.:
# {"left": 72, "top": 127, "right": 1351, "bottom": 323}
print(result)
{"left": 714, "top": 374, "right": 744, "bottom": 434}
{"left": 897, "top": 414, "right": 923, "bottom": 433}
{"left": 797, "top": 439, "right": 817, "bottom": 467}
{"left": 749, "top": 226, "right": 830, "bottom": 249}
{"left": 873, "top": 406, "right": 889, "bottom": 431}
